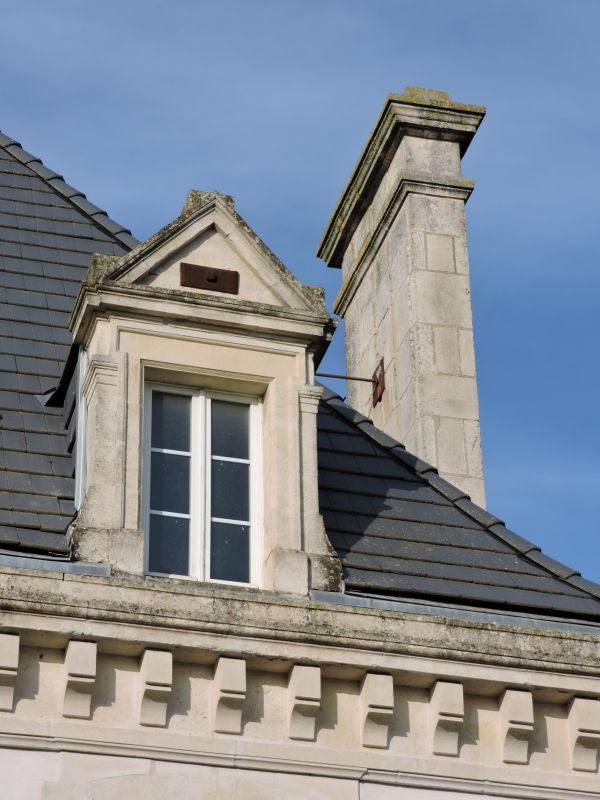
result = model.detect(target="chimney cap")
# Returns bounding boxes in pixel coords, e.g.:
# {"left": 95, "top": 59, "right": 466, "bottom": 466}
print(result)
{"left": 317, "top": 87, "right": 485, "bottom": 268}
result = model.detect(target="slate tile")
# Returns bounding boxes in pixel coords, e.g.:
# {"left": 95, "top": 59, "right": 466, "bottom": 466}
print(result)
{"left": 339, "top": 550, "right": 586, "bottom": 595}
{"left": 2, "top": 430, "right": 26, "bottom": 450}
{"left": 0, "top": 526, "right": 20, "bottom": 547}
{"left": 0, "top": 507, "right": 40, "bottom": 529}
{"left": 1, "top": 450, "right": 28, "bottom": 472}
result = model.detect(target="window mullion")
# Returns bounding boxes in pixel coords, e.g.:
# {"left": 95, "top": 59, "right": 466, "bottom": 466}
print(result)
{"left": 190, "top": 391, "right": 203, "bottom": 581}
{"left": 250, "top": 399, "right": 260, "bottom": 586}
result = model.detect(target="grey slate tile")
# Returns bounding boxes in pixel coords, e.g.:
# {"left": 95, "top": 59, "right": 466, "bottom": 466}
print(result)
{"left": 344, "top": 569, "right": 600, "bottom": 616}
{"left": 329, "top": 533, "right": 551, "bottom": 575}
{"left": 0, "top": 132, "right": 136, "bottom": 557}
{"left": 338, "top": 550, "right": 587, "bottom": 596}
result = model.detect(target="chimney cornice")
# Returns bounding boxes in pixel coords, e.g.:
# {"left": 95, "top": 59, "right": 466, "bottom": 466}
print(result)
{"left": 317, "top": 87, "right": 485, "bottom": 269}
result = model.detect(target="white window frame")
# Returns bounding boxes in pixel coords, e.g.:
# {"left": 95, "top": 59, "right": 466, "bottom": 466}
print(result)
{"left": 142, "top": 383, "right": 262, "bottom": 586}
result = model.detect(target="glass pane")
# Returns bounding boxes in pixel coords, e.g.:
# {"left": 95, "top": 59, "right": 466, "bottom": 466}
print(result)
{"left": 148, "top": 514, "right": 189, "bottom": 575}
{"left": 152, "top": 391, "right": 190, "bottom": 451}
{"left": 211, "top": 459, "right": 249, "bottom": 521}
{"left": 211, "top": 400, "right": 249, "bottom": 459}
{"left": 210, "top": 521, "right": 249, "bottom": 583}
{"left": 151, "top": 452, "right": 190, "bottom": 513}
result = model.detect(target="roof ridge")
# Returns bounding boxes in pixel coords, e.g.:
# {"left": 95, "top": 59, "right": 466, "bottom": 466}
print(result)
{"left": 0, "top": 130, "right": 139, "bottom": 251}
{"left": 318, "top": 384, "right": 600, "bottom": 605}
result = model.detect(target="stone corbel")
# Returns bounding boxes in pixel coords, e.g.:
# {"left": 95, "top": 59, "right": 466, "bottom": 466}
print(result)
{"left": 360, "top": 672, "right": 394, "bottom": 748}
{"left": 430, "top": 680, "right": 464, "bottom": 756}
{"left": 213, "top": 657, "right": 246, "bottom": 734}
{"left": 0, "top": 633, "right": 19, "bottom": 712}
{"left": 568, "top": 696, "right": 600, "bottom": 772}
{"left": 139, "top": 649, "right": 173, "bottom": 727}
{"left": 288, "top": 664, "right": 321, "bottom": 741}
{"left": 63, "top": 640, "right": 97, "bottom": 719}
{"left": 498, "top": 688, "right": 534, "bottom": 764}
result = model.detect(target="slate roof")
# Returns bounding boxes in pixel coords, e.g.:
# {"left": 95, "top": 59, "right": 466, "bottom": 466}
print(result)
{"left": 1, "top": 132, "right": 600, "bottom": 623}
{"left": 0, "top": 131, "right": 137, "bottom": 556}
{"left": 318, "top": 386, "right": 600, "bottom": 620}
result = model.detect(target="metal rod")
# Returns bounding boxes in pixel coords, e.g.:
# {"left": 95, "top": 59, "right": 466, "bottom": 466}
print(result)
{"left": 315, "top": 372, "right": 376, "bottom": 385}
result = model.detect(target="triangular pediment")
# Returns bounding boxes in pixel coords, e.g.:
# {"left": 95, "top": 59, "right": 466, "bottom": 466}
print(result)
{"left": 102, "top": 191, "right": 323, "bottom": 314}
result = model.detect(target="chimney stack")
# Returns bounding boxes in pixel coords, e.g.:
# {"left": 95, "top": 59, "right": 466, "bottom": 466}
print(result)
{"left": 318, "top": 87, "right": 486, "bottom": 506}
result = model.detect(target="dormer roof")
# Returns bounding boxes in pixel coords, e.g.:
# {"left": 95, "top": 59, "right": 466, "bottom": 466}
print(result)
{"left": 96, "top": 189, "right": 326, "bottom": 315}
{"left": 68, "top": 189, "right": 333, "bottom": 364}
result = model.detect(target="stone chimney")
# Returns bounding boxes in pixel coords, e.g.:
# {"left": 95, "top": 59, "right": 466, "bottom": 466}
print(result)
{"left": 317, "top": 87, "right": 486, "bottom": 506}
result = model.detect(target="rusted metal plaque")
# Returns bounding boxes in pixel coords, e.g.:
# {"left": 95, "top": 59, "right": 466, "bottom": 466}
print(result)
{"left": 180, "top": 263, "right": 240, "bottom": 294}
{"left": 372, "top": 357, "right": 385, "bottom": 406}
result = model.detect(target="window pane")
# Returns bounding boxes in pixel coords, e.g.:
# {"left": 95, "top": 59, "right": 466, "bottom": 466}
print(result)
{"left": 148, "top": 514, "right": 189, "bottom": 575}
{"left": 211, "top": 400, "right": 249, "bottom": 459}
{"left": 211, "top": 459, "right": 249, "bottom": 521}
{"left": 152, "top": 392, "right": 190, "bottom": 451}
{"left": 151, "top": 452, "right": 190, "bottom": 513}
{"left": 210, "top": 521, "right": 249, "bottom": 583}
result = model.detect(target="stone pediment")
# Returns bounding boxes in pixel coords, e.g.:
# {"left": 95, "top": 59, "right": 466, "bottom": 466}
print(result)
{"left": 93, "top": 190, "right": 324, "bottom": 315}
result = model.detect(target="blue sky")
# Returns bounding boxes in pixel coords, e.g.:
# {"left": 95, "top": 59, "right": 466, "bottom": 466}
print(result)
{"left": 2, "top": 0, "right": 600, "bottom": 580}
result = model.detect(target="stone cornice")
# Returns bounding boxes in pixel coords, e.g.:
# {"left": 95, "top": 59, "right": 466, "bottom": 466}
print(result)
{"left": 317, "top": 87, "right": 485, "bottom": 268}
{"left": 1, "top": 567, "right": 600, "bottom": 680}
{"left": 70, "top": 282, "right": 335, "bottom": 355}
{"left": 333, "top": 172, "right": 473, "bottom": 316}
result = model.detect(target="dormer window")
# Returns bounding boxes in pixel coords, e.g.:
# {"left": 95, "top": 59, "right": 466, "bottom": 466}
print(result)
{"left": 143, "top": 385, "right": 261, "bottom": 585}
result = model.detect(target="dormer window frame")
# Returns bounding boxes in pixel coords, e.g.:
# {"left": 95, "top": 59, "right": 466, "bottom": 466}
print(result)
{"left": 142, "top": 381, "right": 262, "bottom": 587}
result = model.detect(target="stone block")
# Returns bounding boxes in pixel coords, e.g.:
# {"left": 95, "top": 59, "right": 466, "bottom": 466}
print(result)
{"left": 109, "top": 528, "right": 145, "bottom": 575}
{"left": 463, "top": 419, "right": 484, "bottom": 479}
{"left": 360, "top": 672, "right": 394, "bottom": 748}
{"left": 63, "top": 640, "right": 97, "bottom": 720}
{"left": 568, "top": 696, "right": 600, "bottom": 772}
{"left": 213, "top": 657, "right": 246, "bottom": 734}
{"left": 0, "top": 633, "right": 19, "bottom": 711}
{"left": 433, "top": 326, "right": 460, "bottom": 375}
{"left": 459, "top": 328, "right": 476, "bottom": 376}
{"left": 419, "top": 413, "right": 438, "bottom": 466}
{"left": 426, "top": 233, "right": 456, "bottom": 272}
{"left": 420, "top": 374, "right": 480, "bottom": 420}
{"left": 413, "top": 322, "right": 436, "bottom": 375}
{"left": 288, "top": 664, "right": 321, "bottom": 741}
{"left": 413, "top": 271, "right": 472, "bottom": 328}
{"left": 499, "top": 689, "right": 534, "bottom": 764}
{"left": 265, "top": 548, "right": 309, "bottom": 595}
{"left": 430, "top": 680, "right": 464, "bottom": 756}
{"left": 400, "top": 136, "right": 461, "bottom": 178}
{"left": 435, "top": 417, "right": 468, "bottom": 476}
{"left": 139, "top": 649, "right": 173, "bottom": 727}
